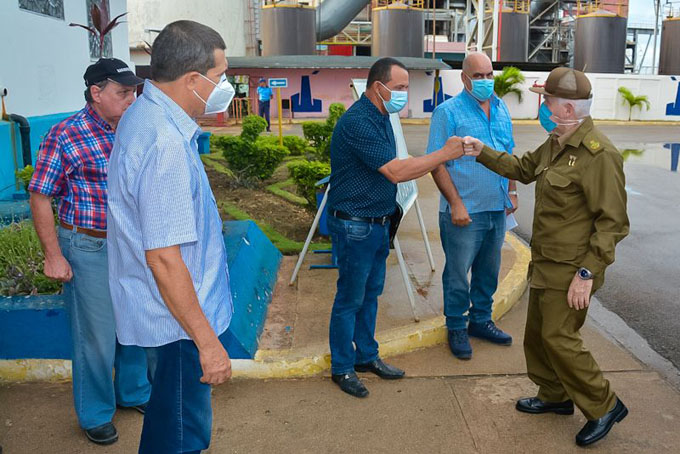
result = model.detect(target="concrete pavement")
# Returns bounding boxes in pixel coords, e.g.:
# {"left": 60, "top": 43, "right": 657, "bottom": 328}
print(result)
{"left": 3, "top": 292, "right": 680, "bottom": 453}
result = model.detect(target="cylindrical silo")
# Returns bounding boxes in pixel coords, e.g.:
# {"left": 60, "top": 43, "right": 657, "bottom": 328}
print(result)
{"left": 499, "top": 11, "right": 529, "bottom": 62}
{"left": 261, "top": 4, "right": 317, "bottom": 56}
{"left": 574, "top": 14, "right": 627, "bottom": 73}
{"left": 659, "top": 18, "right": 680, "bottom": 75}
{"left": 372, "top": 5, "right": 424, "bottom": 57}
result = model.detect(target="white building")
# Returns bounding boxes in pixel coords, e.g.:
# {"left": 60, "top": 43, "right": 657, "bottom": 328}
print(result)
{"left": 0, "top": 0, "right": 131, "bottom": 118}
{"left": 127, "top": 0, "right": 255, "bottom": 67}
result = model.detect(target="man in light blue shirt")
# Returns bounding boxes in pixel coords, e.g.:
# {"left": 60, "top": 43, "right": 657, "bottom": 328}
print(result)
{"left": 257, "top": 78, "right": 273, "bottom": 131}
{"left": 107, "top": 20, "right": 234, "bottom": 454}
{"left": 426, "top": 53, "right": 518, "bottom": 360}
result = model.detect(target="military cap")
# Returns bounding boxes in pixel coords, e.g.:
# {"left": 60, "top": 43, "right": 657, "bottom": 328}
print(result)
{"left": 530, "top": 67, "right": 592, "bottom": 100}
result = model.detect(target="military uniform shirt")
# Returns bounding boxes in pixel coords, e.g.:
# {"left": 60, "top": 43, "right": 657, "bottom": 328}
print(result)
{"left": 476, "top": 117, "right": 630, "bottom": 290}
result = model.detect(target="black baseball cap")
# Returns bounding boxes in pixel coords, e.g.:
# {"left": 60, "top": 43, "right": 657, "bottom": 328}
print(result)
{"left": 84, "top": 58, "right": 144, "bottom": 87}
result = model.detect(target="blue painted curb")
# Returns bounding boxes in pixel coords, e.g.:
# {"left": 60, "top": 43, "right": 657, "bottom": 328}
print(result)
{"left": 0, "top": 220, "right": 281, "bottom": 361}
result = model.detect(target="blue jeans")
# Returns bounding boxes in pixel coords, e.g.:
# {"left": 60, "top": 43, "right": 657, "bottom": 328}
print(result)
{"left": 57, "top": 226, "right": 150, "bottom": 430}
{"left": 328, "top": 215, "right": 390, "bottom": 375}
{"left": 438, "top": 210, "right": 505, "bottom": 331}
{"left": 140, "top": 340, "right": 212, "bottom": 454}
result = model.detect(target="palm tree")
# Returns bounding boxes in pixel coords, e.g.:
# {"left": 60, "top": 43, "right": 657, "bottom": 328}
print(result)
{"left": 494, "top": 67, "right": 525, "bottom": 102}
{"left": 69, "top": 2, "right": 127, "bottom": 58}
{"left": 618, "top": 87, "right": 651, "bottom": 121}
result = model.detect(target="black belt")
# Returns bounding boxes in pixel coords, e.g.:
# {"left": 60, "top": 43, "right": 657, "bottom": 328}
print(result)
{"left": 330, "top": 210, "right": 390, "bottom": 226}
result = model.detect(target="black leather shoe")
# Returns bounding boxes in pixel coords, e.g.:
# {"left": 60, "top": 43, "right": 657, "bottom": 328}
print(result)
{"left": 85, "top": 422, "right": 118, "bottom": 445}
{"left": 355, "top": 359, "right": 405, "bottom": 380}
{"left": 332, "top": 372, "right": 369, "bottom": 398}
{"left": 575, "top": 398, "right": 628, "bottom": 447}
{"left": 516, "top": 397, "right": 575, "bottom": 415}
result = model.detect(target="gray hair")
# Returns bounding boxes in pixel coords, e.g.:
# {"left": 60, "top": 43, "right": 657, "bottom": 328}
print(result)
{"left": 84, "top": 80, "right": 109, "bottom": 103}
{"left": 151, "top": 20, "right": 226, "bottom": 82}
{"left": 554, "top": 97, "right": 592, "bottom": 119}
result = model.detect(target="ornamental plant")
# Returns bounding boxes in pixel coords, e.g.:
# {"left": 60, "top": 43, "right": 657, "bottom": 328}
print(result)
{"left": 494, "top": 66, "right": 525, "bottom": 102}
{"left": 301, "top": 102, "right": 346, "bottom": 162}
{"left": 69, "top": 2, "right": 127, "bottom": 58}
{"left": 287, "top": 160, "right": 331, "bottom": 208}
{"left": 213, "top": 115, "right": 289, "bottom": 183}
{"left": 618, "top": 87, "right": 651, "bottom": 121}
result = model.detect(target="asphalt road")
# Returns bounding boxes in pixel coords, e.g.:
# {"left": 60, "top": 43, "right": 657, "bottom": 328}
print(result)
{"left": 403, "top": 122, "right": 680, "bottom": 370}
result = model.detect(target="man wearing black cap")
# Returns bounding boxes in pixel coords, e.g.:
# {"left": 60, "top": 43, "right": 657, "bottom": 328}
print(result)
{"left": 28, "top": 58, "right": 151, "bottom": 446}
{"left": 462, "top": 67, "right": 630, "bottom": 447}
{"left": 257, "top": 77, "right": 273, "bottom": 131}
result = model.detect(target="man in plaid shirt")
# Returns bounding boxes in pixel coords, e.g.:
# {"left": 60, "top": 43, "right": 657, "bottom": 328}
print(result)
{"left": 28, "top": 58, "right": 150, "bottom": 446}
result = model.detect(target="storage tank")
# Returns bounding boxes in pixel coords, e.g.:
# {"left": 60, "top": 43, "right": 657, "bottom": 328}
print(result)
{"left": 371, "top": 3, "right": 424, "bottom": 57}
{"left": 659, "top": 18, "right": 680, "bottom": 75}
{"left": 499, "top": 11, "right": 529, "bottom": 62}
{"left": 573, "top": 12, "right": 627, "bottom": 73}
{"left": 261, "top": 3, "right": 317, "bottom": 56}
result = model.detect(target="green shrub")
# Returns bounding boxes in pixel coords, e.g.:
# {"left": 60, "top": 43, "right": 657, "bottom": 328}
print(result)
{"left": 15, "top": 165, "right": 35, "bottom": 190}
{"left": 301, "top": 102, "right": 346, "bottom": 162}
{"left": 241, "top": 114, "right": 267, "bottom": 142}
{"left": 287, "top": 160, "right": 331, "bottom": 207}
{"left": 282, "top": 135, "right": 310, "bottom": 156}
{"left": 0, "top": 221, "right": 62, "bottom": 296}
{"left": 211, "top": 115, "right": 289, "bottom": 182}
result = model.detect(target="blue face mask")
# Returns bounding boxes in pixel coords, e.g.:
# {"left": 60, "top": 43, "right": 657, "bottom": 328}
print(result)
{"left": 539, "top": 102, "right": 557, "bottom": 133}
{"left": 378, "top": 82, "right": 408, "bottom": 114}
{"left": 466, "top": 76, "right": 495, "bottom": 101}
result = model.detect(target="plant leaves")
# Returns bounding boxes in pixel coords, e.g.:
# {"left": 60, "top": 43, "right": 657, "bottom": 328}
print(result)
{"left": 69, "top": 23, "right": 98, "bottom": 35}
{"left": 91, "top": 3, "right": 102, "bottom": 32}
{"left": 101, "top": 12, "right": 128, "bottom": 36}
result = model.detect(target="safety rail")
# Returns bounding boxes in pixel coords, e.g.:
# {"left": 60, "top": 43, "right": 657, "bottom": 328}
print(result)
{"left": 372, "top": 0, "right": 425, "bottom": 9}
{"left": 576, "top": 0, "right": 628, "bottom": 17}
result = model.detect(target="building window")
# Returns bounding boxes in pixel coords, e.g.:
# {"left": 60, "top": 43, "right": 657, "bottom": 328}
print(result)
{"left": 87, "top": 0, "right": 112, "bottom": 60}
{"left": 19, "top": 0, "right": 65, "bottom": 20}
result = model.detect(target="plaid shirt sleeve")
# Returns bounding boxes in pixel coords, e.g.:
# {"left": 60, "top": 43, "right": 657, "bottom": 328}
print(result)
{"left": 28, "top": 127, "right": 67, "bottom": 197}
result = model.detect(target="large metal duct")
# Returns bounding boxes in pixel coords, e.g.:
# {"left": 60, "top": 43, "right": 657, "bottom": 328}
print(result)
{"left": 372, "top": 6, "right": 424, "bottom": 57}
{"left": 574, "top": 15, "right": 627, "bottom": 73}
{"left": 316, "top": 0, "right": 371, "bottom": 42}
{"left": 499, "top": 12, "right": 529, "bottom": 62}
{"left": 659, "top": 18, "right": 680, "bottom": 76}
{"left": 261, "top": 4, "right": 317, "bottom": 56}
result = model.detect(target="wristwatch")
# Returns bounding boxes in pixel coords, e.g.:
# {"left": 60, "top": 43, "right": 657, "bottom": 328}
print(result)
{"left": 578, "top": 267, "right": 594, "bottom": 280}
{"left": 508, "top": 190, "right": 518, "bottom": 196}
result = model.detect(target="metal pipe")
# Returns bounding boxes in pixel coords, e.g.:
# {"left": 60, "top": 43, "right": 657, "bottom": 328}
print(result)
{"left": 8, "top": 114, "right": 32, "bottom": 168}
{"left": 316, "top": 0, "right": 372, "bottom": 42}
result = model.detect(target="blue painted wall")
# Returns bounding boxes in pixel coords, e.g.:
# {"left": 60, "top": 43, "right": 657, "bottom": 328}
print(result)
{"left": 0, "top": 220, "right": 282, "bottom": 361}
{"left": 0, "top": 111, "right": 76, "bottom": 200}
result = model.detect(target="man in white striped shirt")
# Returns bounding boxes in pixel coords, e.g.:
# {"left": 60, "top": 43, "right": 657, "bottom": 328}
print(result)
{"left": 107, "top": 20, "right": 235, "bottom": 454}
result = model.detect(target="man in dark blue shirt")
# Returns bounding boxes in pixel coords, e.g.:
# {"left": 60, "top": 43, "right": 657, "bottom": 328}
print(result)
{"left": 327, "top": 57, "right": 470, "bottom": 398}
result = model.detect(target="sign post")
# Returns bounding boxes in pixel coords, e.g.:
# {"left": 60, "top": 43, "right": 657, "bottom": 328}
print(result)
{"left": 268, "top": 78, "right": 288, "bottom": 146}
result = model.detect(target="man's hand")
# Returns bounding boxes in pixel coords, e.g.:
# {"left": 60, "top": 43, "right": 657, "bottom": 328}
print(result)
{"left": 441, "top": 136, "right": 464, "bottom": 161}
{"left": 44, "top": 254, "right": 73, "bottom": 282}
{"left": 199, "top": 340, "right": 232, "bottom": 385}
{"left": 567, "top": 272, "right": 593, "bottom": 310}
{"left": 506, "top": 193, "right": 519, "bottom": 215}
{"left": 451, "top": 199, "right": 472, "bottom": 226}
{"left": 462, "top": 136, "right": 484, "bottom": 157}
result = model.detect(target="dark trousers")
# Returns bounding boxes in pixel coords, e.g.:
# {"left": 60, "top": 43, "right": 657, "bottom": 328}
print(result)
{"left": 258, "top": 100, "right": 271, "bottom": 130}
{"left": 524, "top": 287, "right": 617, "bottom": 420}
{"left": 328, "top": 214, "right": 390, "bottom": 375}
{"left": 139, "top": 340, "right": 212, "bottom": 454}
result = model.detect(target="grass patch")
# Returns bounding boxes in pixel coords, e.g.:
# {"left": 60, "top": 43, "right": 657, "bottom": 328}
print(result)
{"left": 201, "top": 153, "right": 234, "bottom": 178}
{"left": 219, "top": 202, "right": 330, "bottom": 255}
{"left": 266, "top": 179, "right": 308, "bottom": 206}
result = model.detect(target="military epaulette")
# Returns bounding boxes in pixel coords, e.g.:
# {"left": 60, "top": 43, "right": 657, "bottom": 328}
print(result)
{"left": 582, "top": 132, "right": 607, "bottom": 155}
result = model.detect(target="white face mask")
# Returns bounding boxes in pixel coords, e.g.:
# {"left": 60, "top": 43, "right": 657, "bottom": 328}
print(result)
{"left": 193, "top": 73, "right": 235, "bottom": 115}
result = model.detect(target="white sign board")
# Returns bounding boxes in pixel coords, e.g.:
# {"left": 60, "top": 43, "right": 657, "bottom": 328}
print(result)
{"left": 269, "top": 78, "right": 288, "bottom": 88}
{"left": 351, "top": 79, "right": 418, "bottom": 214}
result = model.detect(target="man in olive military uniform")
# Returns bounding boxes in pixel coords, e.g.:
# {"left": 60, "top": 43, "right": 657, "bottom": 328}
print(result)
{"left": 463, "top": 67, "right": 630, "bottom": 447}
